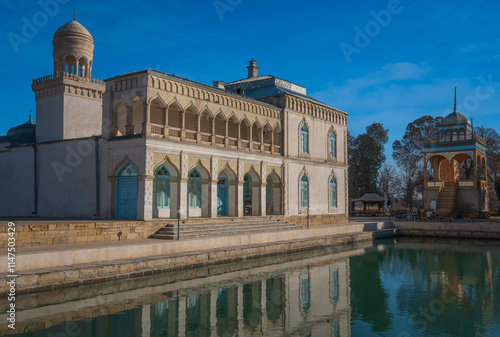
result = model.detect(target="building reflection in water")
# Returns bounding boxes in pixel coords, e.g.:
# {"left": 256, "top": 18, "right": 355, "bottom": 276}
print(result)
{"left": 148, "top": 260, "right": 350, "bottom": 337}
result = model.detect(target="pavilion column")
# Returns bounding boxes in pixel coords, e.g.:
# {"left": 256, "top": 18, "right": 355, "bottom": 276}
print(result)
{"left": 180, "top": 111, "right": 186, "bottom": 140}
{"left": 237, "top": 123, "right": 241, "bottom": 148}
{"left": 142, "top": 103, "right": 151, "bottom": 136}
{"left": 271, "top": 131, "right": 275, "bottom": 154}
{"left": 260, "top": 128, "right": 264, "bottom": 152}
{"left": 125, "top": 106, "right": 134, "bottom": 135}
{"left": 211, "top": 118, "right": 216, "bottom": 145}
{"left": 225, "top": 120, "right": 229, "bottom": 147}
{"left": 473, "top": 154, "right": 478, "bottom": 187}
{"left": 196, "top": 114, "right": 201, "bottom": 143}
{"left": 249, "top": 127, "right": 253, "bottom": 152}
{"left": 163, "top": 108, "right": 169, "bottom": 138}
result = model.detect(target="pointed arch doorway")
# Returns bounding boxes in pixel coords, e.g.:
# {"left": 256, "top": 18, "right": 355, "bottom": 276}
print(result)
{"left": 116, "top": 162, "right": 138, "bottom": 219}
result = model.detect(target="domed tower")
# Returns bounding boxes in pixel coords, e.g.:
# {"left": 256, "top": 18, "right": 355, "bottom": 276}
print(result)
{"left": 423, "top": 87, "right": 489, "bottom": 217}
{"left": 32, "top": 20, "right": 104, "bottom": 143}
{"left": 52, "top": 20, "right": 94, "bottom": 78}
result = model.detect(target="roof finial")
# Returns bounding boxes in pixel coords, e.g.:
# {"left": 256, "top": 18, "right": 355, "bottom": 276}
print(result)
{"left": 453, "top": 84, "right": 457, "bottom": 113}
{"left": 74, "top": 7, "right": 76, "bottom": 21}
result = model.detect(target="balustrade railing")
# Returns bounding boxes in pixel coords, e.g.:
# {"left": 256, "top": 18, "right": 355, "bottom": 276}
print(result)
{"left": 215, "top": 135, "right": 225, "bottom": 145}
{"left": 263, "top": 144, "right": 271, "bottom": 152}
{"left": 151, "top": 123, "right": 163, "bottom": 135}
{"left": 228, "top": 137, "right": 237, "bottom": 147}
{"left": 200, "top": 132, "right": 211, "bottom": 143}
{"left": 185, "top": 130, "right": 197, "bottom": 140}
{"left": 253, "top": 143, "right": 260, "bottom": 151}
{"left": 241, "top": 140, "right": 250, "bottom": 149}
{"left": 169, "top": 127, "right": 181, "bottom": 138}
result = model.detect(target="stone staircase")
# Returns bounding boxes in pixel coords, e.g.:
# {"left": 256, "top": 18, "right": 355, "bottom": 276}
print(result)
{"left": 436, "top": 183, "right": 457, "bottom": 215}
{"left": 149, "top": 218, "right": 301, "bottom": 240}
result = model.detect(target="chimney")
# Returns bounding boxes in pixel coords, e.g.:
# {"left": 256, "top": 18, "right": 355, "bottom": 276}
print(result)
{"left": 247, "top": 59, "right": 259, "bottom": 78}
{"left": 213, "top": 81, "right": 225, "bottom": 89}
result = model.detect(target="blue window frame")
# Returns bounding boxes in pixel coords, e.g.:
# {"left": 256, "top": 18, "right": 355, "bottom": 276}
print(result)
{"left": 329, "top": 131, "right": 336, "bottom": 158}
{"left": 189, "top": 169, "right": 202, "bottom": 208}
{"left": 330, "top": 176, "right": 337, "bottom": 208}
{"left": 156, "top": 166, "right": 170, "bottom": 208}
{"left": 300, "top": 124, "right": 309, "bottom": 154}
{"left": 300, "top": 174, "right": 309, "bottom": 209}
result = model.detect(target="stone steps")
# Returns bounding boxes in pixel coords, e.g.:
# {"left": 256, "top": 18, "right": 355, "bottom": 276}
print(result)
{"left": 150, "top": 219, "right": 301, "bottom": 240}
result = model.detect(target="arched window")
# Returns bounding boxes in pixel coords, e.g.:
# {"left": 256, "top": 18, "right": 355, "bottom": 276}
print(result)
{"left": 118, "top": 162, "right": 138, "bottom": 176}
{"left": 300, "top": 174, "right": 309, "bottom": 209}
{"left": 156, "top": 166, "right": 170, "bottom": 208}
{"left": 330, "top": 176, "right": 337, "bottom": 208}
{"left": 329, "top": 131, "right": 336, "bottom": 158}
{"left": 189, "top": 169, "right": 202, "bottom": 208}
{"left": 300, "top": 124, "right": 309, "bottom": 154}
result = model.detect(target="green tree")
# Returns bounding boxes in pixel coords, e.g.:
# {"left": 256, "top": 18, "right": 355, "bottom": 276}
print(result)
{"left": 392, "top": 116, "right": 443, "bottom": 201}
{"left": 349, "top": 123, "right": 389, "bottom": 198}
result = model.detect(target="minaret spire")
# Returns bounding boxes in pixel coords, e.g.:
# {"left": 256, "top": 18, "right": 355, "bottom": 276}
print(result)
{"left": 74, "top": 7, "right": 76, "bottom": 21}
{"left": 453, "top": 84, "right": 457, "bottom": 113}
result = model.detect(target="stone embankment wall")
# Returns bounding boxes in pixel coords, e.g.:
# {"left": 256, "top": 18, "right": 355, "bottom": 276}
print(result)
{"left": 393, "top": 221, "right": 500, "bottom": 239}
{"left": 0, "top": 221, "right": 166, "bottom": 248}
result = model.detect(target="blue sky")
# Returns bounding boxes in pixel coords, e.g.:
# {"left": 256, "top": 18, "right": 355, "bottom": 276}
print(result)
{"left": 1, "top": 0, "right": 499, "bottom": 160}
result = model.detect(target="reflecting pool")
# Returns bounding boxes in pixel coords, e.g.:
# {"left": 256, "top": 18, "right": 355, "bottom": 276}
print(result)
{"left": 3, "top": 237, "right": 500, "bottom": 336}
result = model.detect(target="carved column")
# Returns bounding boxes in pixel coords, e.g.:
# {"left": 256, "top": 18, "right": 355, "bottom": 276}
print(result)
{"left": 237, "top": 159, "right": 244, "bottom": 217}
{"left": 210, "top": 157, "right": 218, "bottom": 218}
{"left": 180, "top": 152, "right": 189, "bottom": 218}
{"left": 260, "top": 162, "right": 266, "bottom": 216}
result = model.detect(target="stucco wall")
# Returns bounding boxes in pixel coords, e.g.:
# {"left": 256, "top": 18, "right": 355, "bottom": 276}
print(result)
{"left": 286, "top": 160, "right": 347, "bottom": 216}
{"left": 63, "top": 95, "right": 103, "bottom": 139}
{"left": 36, "top": 95, "right": 64, "bottom": 142}
{"left": 37, "top": 139, "right": 97, "bottom": 218}
{"left": 0, "top": 146, "right": 35, "bottom": 216}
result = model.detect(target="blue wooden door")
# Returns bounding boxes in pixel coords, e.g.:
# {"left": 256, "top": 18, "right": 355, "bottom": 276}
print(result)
{"left": 217, "top": 177, "right": 228, "bottom": 216}
{"left": 116, "top": 177, "right": 138, "bottom": 219}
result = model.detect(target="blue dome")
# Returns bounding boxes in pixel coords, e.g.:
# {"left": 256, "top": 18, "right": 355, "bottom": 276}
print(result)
{"left": 6, "top": 115, "right": 36, "bottom": 146}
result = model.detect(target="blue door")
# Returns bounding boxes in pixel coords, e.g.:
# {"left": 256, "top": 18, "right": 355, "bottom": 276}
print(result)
{"left": 116, "top": 162, "right": 138, "bottom": 219}
{"left": 217, "top": 177, "right": 228, "bottom": 216}
{"left": 116, "top": 177, "right": 138, "bottom": 219}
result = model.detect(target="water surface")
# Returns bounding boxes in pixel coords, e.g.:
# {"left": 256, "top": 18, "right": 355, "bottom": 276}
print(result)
{"left": 3, "top": 238, "right": 500, "bottom": 336}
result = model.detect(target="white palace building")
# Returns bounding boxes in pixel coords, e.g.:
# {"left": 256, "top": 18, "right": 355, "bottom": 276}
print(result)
{"left": 0, "top": 20, "right": 348, "bottom": 224}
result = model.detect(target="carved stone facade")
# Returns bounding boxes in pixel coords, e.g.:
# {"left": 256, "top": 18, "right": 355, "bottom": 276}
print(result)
{"left": 0, "top": 20, "right": 349, "bottom": 223}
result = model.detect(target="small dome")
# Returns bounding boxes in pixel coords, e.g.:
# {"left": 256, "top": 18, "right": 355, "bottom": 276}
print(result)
{"left": 6, "top": 115, "right": 36, "bottom": 146}
{"left": 54, "top": 20, "right": 93, "bottom": 42}
{"left": 440, "top": 112, "right": 470, "bottom": 126}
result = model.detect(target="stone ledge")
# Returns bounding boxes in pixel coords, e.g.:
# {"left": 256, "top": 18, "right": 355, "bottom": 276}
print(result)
{"left": 0, "top": 230, "right": 394, "bottom": 294}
